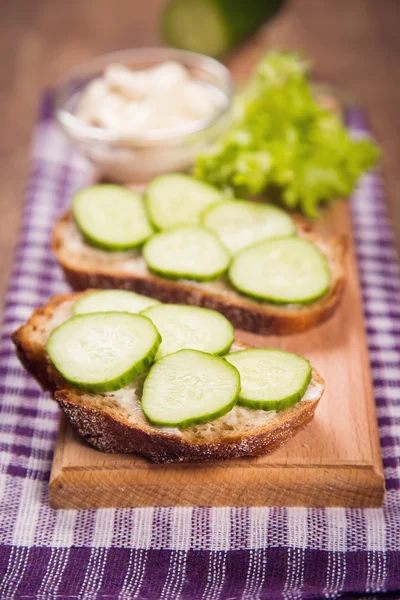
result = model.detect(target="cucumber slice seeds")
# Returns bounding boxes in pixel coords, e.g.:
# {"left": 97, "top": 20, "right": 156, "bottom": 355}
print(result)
{"left": 73, "top": 290, "right": 159, "bottom": 316}
{"left": 73, "top": 185, "right": 153, "bottom": 251}
{"left": 146, "top": 173, "right": 223, "bottom": 230}
{"left": 46, "top": 312, "right": 161, "bottom": 393}
{"left": 202, "top": 199, "right": 296, "bottom": 255}
{"left": 143, "top": 225, "right": 230, "bottom": 281}
{"left": 229, "top": 237, "right": 330, "bottom": 304}
{"left": 143, "top": 304, "right": 234, "bottom": 359}
{"left": 226, "top": 349, "right": 312, "bottom": 410}
{"left": 142, "top": 349, "right": 240, "bottom": 428}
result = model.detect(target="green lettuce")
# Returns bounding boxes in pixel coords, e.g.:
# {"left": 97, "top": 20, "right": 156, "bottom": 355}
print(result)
{"left": 195, "top": 52, "right": 379, "bottom": 217}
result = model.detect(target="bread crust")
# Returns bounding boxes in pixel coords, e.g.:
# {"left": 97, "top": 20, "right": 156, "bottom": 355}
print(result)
{"left": 12, "top": 293, "right": 324, "bottom": 464}
{"left": 52, "top": 212, "right": 347, "bottom": 335}
{"left": 55, "top": 384, "right": 320, "bottom": 463}
{"left": 11, "top": 293, "right": 83, "bottom": 392}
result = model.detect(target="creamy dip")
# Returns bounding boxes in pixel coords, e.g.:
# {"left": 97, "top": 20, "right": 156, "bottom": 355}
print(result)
{"left": 77, "top": 61, "right": 225, "bottom": 135}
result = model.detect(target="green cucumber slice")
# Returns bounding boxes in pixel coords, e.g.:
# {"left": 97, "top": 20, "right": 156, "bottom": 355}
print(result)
{"left": 202, "top": 199, "right": 295, "bottom": 255}
{"left": 73, "top": 290, "right": 159, "bottom": 316}
{"left": 142, "top": 349, "right": 240, "bottom": 428}
{"left": 146, "top": 174, "right": 223, "bottom": 230}
{"left": 162, "top": 0, "right": 284, "bottom": 58}
{"left": 143, "top": 304, "right": 234, "bottom": 359}
{"left": 225, "top": 348, "right": 312, "bottom": 410}
{"left": 73, "top": 184, "right": 153, "bottom": 251}
{"left": 162, "top": 0, "right": 230, "bottom": 58}
{"left": 143, "top": 225, "right": 230, "bottom": 281}
{"left": 46, "top": 312, "right": 161, "bottom": 393}
{"left": 229, "top": 237, "right": 330, "bottom": 304}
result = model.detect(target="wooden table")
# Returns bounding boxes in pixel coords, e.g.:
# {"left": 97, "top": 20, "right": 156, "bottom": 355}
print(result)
{"left": 1, "top": 0, "right": 400, "bottom": 318}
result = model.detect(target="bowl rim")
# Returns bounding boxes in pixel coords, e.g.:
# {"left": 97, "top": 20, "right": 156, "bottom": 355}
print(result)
{"left": 54, "top": 47, "right": 234, "bottom": 145}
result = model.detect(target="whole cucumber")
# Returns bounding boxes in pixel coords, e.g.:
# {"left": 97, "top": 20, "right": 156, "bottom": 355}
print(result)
{"left": 161, "top": 0, "right": 285, "bottom": 58}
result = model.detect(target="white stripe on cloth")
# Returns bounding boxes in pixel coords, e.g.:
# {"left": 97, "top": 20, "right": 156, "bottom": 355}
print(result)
{"left": 370, "top": 388, "right": 400, "bottom": 402}
{"left": 283, "top": 508, "right": 308, "bottom": 600}
{"left": 12, "top": 472, "right": 42, "bottom": 546}
{"left": 284, "top": 548, "right": 304, "bottom": 600}
{"left": 119, "top": 549, "right": 148, "bottom": 599}
{"left": 361, "top": 273, "right": 400, "bottom": 291}
{"left": 372, "top": 366, "right": 400, "bottom": 381}
{"left": 74, "top": 512, "right": 115, "bottom": 597}
{"left": 369, "top": 349, "right": 400, "bottom": 362}
{"left": 376, "top": 404, "right": 400, "bottom": 418}
{"left": 0, "top": 410, "right": 56, "bottom": 430}
{"left": 362, "top": 287, "right": 400, "bottom": 302}
{"left": 92, "top": 508, "right": 116, "bottom": 547}
{"left": 52, "top": 509, "right": 77, "bottom": 547}
{"left": 242, "top": 508, "right": 270, "bottom": 600}
{"left": 160, "top": 551, "right": 188, "bottom": 600}
{"left": 202, "top": 550, "right": 227, "bottom": 600}
{"left": 36, "top": 547, "right": 71, "bottom": 600}
{"left": 160, "top": 508, "right": 192, "bottom": 600}
{"left": 210, "top": 507, "right": 231, "bottom": 551}
{"left": 369, "top": 317, "right": 400, "bottom": 332}
{"left": 131, "top": 508, "right": 156, "bottom": 549}
{"left": 70, "top": 508, "right": 114, "bottom": 599}
{"left": 202, "top": 508, "right": 231, "bottom": 600}
{"left": 381, "top": 446, "right": 400, "bottom": 459}
{"left": 323, "top": 508, "right": 347, "bottom": 598}
{"left": 384, "top": 466, "right": 400, "bottom": 479}
{"left": 378, "top": 425, "right": 400, "bottom": 437}
{"left": 77, "top": 547, "right": 109, "bottom": 600}
{"left": 384, "top": 490, "right": 400, "bottom": 552}
{"left": 358, "top": 248, "right": 400, "bottom": 264}
{"left": 117, "top": 507, "right": 158, "bottom": 598}
{"left": 365, "top": 509, "right": 387, "bottom": 593}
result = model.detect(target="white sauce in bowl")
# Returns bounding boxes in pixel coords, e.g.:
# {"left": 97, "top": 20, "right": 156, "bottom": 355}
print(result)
{"left": 76, "top": 61, "right": 225, "bottom": 135}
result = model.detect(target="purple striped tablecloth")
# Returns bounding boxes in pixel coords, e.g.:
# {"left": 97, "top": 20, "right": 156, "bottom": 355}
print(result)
{"left": 0, "top": 98, "right": 399, "bottom": 600}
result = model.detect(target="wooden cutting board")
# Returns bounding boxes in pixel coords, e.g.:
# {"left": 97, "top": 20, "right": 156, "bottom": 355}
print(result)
{"left": 49, "top": 199, "right": 385, "bottom": 509}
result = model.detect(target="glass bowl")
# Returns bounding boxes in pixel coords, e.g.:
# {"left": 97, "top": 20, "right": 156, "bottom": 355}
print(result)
{"left": 54, "top": 47, "right": 234, "bottom": 183}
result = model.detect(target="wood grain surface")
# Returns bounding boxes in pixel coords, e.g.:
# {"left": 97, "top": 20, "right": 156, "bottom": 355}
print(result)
{"left": 2, "top": 0, "right": 400, "bottom": 320}
{"left": 49, "top": 200, "right": 385, "bottom": 509}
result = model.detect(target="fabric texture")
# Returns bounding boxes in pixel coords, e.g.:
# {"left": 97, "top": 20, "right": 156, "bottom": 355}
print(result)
{"left": 0, "top": 98, "right": 399, "bottom": 599}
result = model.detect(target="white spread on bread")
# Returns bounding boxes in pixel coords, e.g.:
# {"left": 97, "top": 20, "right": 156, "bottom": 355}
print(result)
{"left": 62, "top": 216, "right": 338, "bottom": 307}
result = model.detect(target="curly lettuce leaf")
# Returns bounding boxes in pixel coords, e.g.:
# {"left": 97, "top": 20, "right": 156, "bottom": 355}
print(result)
{"left": 195, "top": 52, "right": 379, "bottom": 217}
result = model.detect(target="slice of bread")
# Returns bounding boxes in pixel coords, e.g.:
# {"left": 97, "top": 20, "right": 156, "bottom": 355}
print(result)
{"left": 52, "top": 212, "right": 346, "bottom": 335}
{"left": 12, "top": 292, "right": 325, "bottom": 463}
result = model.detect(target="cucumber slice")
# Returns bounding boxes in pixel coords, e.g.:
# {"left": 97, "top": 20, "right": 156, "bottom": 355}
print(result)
{"left": 143, "top": 304, "right": 234, "bottom": 359}
{"left": 162, "top": 0, "right": 284, "bottom": 58}
{"left": 202, "top": 199, "right": 295, "bottom": 255}
{"left": 142, "top": 349, "right": 240, "bottom": 428}
{"left": 146, "top": 174, "right": 223, "bottom": 230}
{"left": 143, "top": 225, "right": 230, "bottom": 281}
{"left": 46, "top": 312, "right": 161, "bottom": 393}
{"left": 162, "top": 0, "right": 230, "bottom": 58}
{"left": 73, "top": 290, "right": 159, "bottom": 316}
{"left": 229, "top": 237, "right": 330, "bottom": 304}
{"left": 225, "top": 349, "right": 312, "bottom": 411}
{"left": 73, "top": 184, "right": 153, "bottom": 251}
